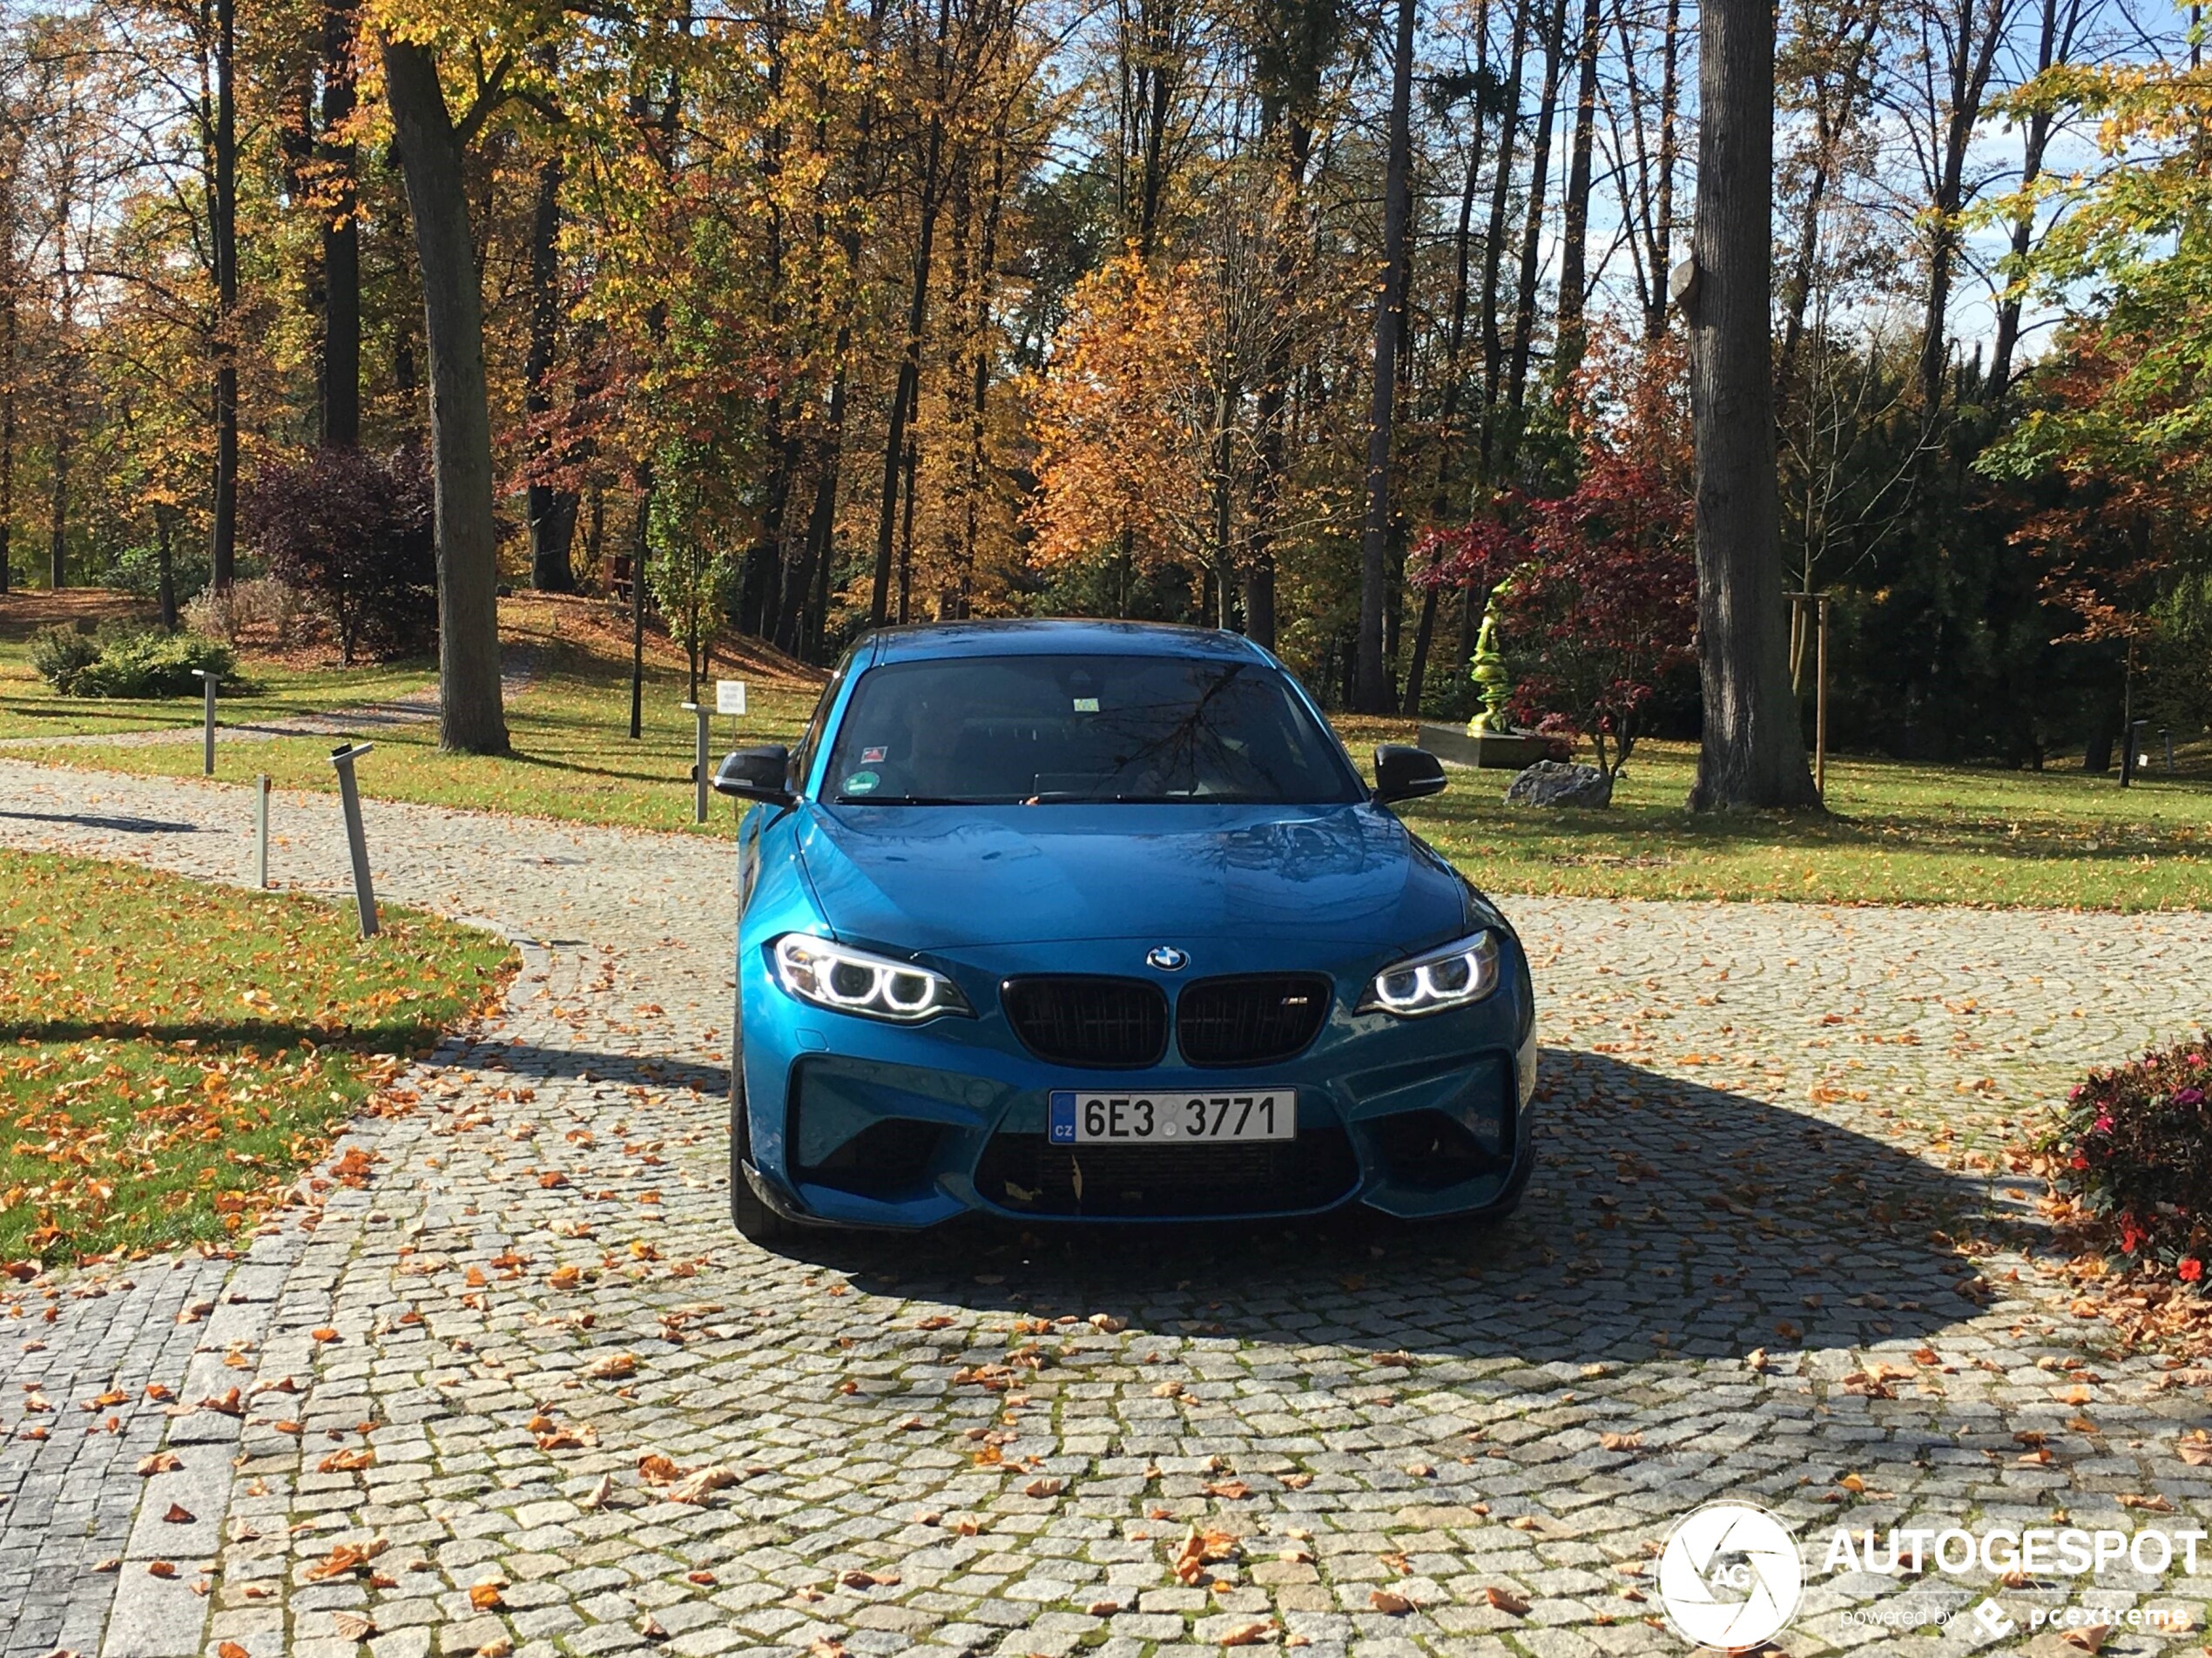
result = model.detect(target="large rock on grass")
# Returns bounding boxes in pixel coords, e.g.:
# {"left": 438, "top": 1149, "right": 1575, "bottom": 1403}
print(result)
{"left": 1504, "top": 760, "right": 1612, "bottom": 808}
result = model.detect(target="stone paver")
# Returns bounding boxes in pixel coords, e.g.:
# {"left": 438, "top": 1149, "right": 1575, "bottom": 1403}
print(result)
{"left": 1, "top": 756, "right": 2209, "bottom": 1658}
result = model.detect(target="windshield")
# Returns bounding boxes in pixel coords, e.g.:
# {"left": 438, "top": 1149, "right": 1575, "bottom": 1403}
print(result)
{"left": 820, "top": 653, "right": 1365, "bottom": 806}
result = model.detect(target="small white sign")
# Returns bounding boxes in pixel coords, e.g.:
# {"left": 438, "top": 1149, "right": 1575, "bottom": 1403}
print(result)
{"left": 716, "top": 680, "right": 747, "bottom": 717}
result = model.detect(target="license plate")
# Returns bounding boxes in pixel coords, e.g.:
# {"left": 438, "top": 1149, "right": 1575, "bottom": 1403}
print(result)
{"left": 1048, "top": 1089, "right": 1296, "bottom": 1144}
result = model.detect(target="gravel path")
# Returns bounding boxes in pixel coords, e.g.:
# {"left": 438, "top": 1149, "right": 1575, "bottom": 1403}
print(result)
{"left": 2, "top": 757, "right": 2209, "bottom": 1658}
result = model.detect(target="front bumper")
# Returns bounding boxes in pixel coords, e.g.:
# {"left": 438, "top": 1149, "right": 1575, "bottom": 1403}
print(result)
{"left": 737, "top": 937, "right": 1538, "bottom": 1228}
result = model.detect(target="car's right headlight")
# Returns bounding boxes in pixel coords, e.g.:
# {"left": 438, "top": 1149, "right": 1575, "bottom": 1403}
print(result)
{"left": 1358, "top": 930, "right": 1501, "bottom": 1017}
{"left": 771, "top": 933, "right": 972, "bottom": 1023}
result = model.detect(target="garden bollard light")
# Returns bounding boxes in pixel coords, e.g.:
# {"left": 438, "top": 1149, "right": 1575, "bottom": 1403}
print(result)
{"left": 327, "top": 743, "right": 379, "bottom": 938}
{"left": 682, "top": 702, "right": 711, "bottom": 825}
{"left": 253, "top": 774, "right": 271, "bottom": 890}
{"left": 2122, "top": 718, "right": 2150, "bottom": 789}
{"left": 192, "top": 668, "right": 218, "bottom": 775}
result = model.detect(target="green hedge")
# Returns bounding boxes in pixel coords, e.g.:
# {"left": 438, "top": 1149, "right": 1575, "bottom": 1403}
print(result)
{"left": 28, "top": 625, "right": 237, "bottom": 698}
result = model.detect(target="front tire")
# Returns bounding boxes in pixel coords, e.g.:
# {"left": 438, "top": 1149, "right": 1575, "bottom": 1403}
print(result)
{"left": 729, "top": 1058, "right": 799, "bottom": 1247}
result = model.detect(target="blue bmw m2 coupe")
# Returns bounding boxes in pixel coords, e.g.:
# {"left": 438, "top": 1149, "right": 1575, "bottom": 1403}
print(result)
{"left": 711, "top": 619, "right": 1537, "bottom": 1244}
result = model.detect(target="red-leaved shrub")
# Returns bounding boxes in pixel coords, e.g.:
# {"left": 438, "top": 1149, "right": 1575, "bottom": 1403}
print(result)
{"left": 246, "top": 446, "right": 437, "bottom": 664}
{"left": 2041, "top": 1033, "right": 2212, "bottom": 1284}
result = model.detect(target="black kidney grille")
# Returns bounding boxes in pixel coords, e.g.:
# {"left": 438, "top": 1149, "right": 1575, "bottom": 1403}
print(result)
{"left": 975, "top": 1129, "right": 1359, "bottom": 1217}
{"left": 1001, "top": 976, "right": 1168, "bottom": 1068}
{"left": 1176, "top": 974, "right": 1332, "bottom": 1066}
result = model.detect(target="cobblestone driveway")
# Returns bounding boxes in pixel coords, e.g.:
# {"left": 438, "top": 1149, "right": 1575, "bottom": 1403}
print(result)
{"left": 2, "top": 758, "right": 2209, "bottom": 1658}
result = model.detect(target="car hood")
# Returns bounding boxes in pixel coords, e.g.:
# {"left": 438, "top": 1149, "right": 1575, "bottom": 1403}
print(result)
{"left": 794, "top": 801, "right": 1469, "bottom": 950}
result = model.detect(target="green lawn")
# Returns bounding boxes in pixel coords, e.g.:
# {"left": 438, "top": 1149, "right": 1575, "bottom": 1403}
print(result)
{"left": 0, "top": 591, "right": 825, "bottom": 831}
{"left": 0, "top": 849, "right": 512, "bottom": 1264}
{"left": 1368, "top": 725, "right": 2212, "bottom": 911}
{"left": 0, "top": 590, "right": 441, "bottom": 740}
{"left": 7, "top": 589, "right": 2209, "bottom": 909}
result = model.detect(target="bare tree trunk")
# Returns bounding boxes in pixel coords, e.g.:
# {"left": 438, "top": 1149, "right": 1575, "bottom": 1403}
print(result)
{"left": 896, "top": 435, "right": 917, "bottom": 624}
{"left": 1479, "top": 0, "right": 1533, "bottom": 473}
{"left": 958, "top": 133, "right": 1006, "bottom": 619}
{"left": 524, "top": 139, "right": 577, "bottom": 590}
{"left": 1916, "top": 0, "right": 2008, "bottom": 409}
{"left": 1990, "top": 0, "right": 2079, "bottom": 398}
{"left": 1430, "top": 28, "right": 1488, "bottom": 529}
{"left": 382, "top": 35, "right": 510, "bottom": 754}
{"left": 1616, "top": 0, "right": 1682, "bottom": 339}
{"left": 870, "top": 93, "right": 943, "bottom": 627}
{"left": 743, "top": 0, "right": 799, "bottom": 635}
{"left": 46, "top": 415, "right": 67, "bottom": 589}
{"left": 1686, "top": 0, "right": 1819, "bottom": 811}
{"left": 1401, "top": 585, "right": 1438, "bottom": 715}
{"left": 1354, "top": 0, "right": 1417, "bottom": 712}
{"left": 1505, "top": 0, "right": 1569, "bottom": 421}
{"left": 629, "top": 472, "right": 648, "bottom": 739}
{"left": 208, "top": 0, "right": 239, "bottom": 590}
{"left": 155, "top": 502, "right": 179, "bottom": 630}
{"left": 787, "top": 339, "right": 849, "bottom": 656}
{"left": 1553, "top": 0, "right": 1602, "bottom": 383}
{"left": 1243, "top": 112, "right": 1311, "bottom": 651}
{"left": 0, "top": 256, "right": 13, "bottom": 596}
{"left": 320, "top": 0, "right": 361, "bottom": 448}
{"left": 1652, "top": 0, "right": 1678, "bottom": 340}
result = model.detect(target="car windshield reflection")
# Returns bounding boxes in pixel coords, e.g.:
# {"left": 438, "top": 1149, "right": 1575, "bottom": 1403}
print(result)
{"left": 820, "top": 654, "right": 1364, "bottom": 806}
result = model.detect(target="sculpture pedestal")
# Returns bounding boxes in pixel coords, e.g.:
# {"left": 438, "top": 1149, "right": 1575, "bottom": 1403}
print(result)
{"left": 1418, "top": 723, "right": 1554, "bottom": 771}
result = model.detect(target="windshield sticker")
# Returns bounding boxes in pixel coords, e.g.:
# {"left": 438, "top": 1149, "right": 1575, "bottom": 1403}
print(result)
{"left": 844, "top": 770, "right": 880, "bottom": 794}
{"left": 860, "top": 745, "right": 887, "bottom": 763}
{"left": 1073, "top": 697, "right": 1100, "bottom": 712}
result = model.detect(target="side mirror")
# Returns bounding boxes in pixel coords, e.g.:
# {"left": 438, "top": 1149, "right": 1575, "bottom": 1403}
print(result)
{"left": 712, "top": 745, "right": 795, "bottom": 805}
{"left": 1373, "top": 745, "right": 1447, "bottom": 805}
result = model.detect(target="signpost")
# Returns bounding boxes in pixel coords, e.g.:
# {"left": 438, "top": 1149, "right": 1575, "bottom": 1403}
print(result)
{"left": 327, "top": 743, "right": 379, "bottom": 937}
{"left": 192, "top": 668, "right": 218, "bottom": 775}
{"left": 689, "top": 680, "right": 748, "bottom": 825}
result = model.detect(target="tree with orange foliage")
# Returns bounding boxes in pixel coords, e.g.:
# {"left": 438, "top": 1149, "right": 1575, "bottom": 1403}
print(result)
{"left": 1025, "top": 251, "right": 1218, "bottom": 609}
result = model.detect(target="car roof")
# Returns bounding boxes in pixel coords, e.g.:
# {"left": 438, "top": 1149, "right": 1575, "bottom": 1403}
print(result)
{"left": 861, "top": 618, "right": 1273, "bottom": 667}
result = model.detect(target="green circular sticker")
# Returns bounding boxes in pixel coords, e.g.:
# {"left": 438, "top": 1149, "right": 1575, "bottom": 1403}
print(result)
{"left": 845, "top": 770, "right": 880, "bottom": 794}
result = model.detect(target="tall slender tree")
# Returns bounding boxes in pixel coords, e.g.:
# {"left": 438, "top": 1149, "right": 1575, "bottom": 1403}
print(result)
{"left": 380, "top": 32, "right": 512, "bottom": 753}
{"left": 1353, "top": 0, "right": 1415, "bottom": 711}
{"left": 1684, "top": 0, "right": 1820, "bottom": 808}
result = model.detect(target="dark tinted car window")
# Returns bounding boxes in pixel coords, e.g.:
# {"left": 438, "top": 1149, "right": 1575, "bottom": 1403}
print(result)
{"left": 823, "top": 654, "right": 1363, "bottom": 805}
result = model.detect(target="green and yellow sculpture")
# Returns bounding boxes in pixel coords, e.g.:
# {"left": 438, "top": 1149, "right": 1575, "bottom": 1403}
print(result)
{"left": 1467, "top": 578, "right": 1514, "bottom": 735}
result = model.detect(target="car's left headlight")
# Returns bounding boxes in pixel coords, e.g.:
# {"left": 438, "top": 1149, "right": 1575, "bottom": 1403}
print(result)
{"left": 771, "top": 933, "right": 972, "bottom": 1023}
{"left": 1358, "top": 930, "right": 1501, "bottom": 1017}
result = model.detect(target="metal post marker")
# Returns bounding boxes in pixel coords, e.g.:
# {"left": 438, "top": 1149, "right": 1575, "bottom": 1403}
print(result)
{"left": 1814, "top": 594, "right": 1831, "bottom": 800}
{"left": 192, "top": 668, "right": 218, "bottom": 775}
{"left": 327, "top": 743, "right": 379, "bottom": 937}
{"left": 681, "top": 702, "right": 711, "bottom": 824}
{"left": 253, "top": 774, "right": 271, "bottom": 889}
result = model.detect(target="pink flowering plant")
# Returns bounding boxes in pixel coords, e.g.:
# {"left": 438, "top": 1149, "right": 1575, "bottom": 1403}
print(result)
{"left": 2041, "top": 1034, "right": 2212, "bottom": 1284}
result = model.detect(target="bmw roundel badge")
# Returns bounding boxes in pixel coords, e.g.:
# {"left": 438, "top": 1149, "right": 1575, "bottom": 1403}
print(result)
{"left": 1145, "top": 945, "right": 1190, "bottom": 972}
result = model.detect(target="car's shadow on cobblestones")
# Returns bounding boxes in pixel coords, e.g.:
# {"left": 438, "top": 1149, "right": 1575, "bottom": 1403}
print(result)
{"left": 754, "top": 1050, "right": 2012, "bottom": 1367}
